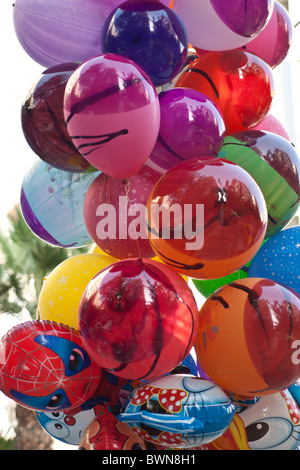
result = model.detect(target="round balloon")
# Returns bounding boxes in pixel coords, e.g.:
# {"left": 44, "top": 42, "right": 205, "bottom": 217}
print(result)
{"left": 194, "top": 278, "right": 300, "bottom": 397}
{"left": 13, "top": 0, "right": 122, "bottom": 67}
{"left": 205, "top": 389, "right": 300, "bottom": 450}
{"left": 172, "top": 0, "right": 274, "bottom": 51}
{"left": 146, "top": 87, "right": 225, "bottom": 175}
{"left": 118, "top": 375, "right": 236, "bottom": 448}
{"left": 248, "top": 226, "right": 300, "bottom": 295}
{"left": 217, "top": 130, "right": 300, "bottom": 238}
{"left": 175, "top": 50, "right": 275, "bottom": 134}
{"left": 78, "top": 408, "right": 147, "bottom": 450}
{"left": 21, "top": 63, "right": 95, "bottom": 173}
{"left": 83, "top": 165, "right": 161, "bottom": 259}
{"left": 38, "top": 253, "right": 119, "bottom": 329}
{"left": 146, "top": 156, "right": 268, "bottom": 279}
{"left": 78, "top": 258, "right": 199, "bottom": 381}
{"left": 102, "top": 0, "right": 188, "bottom": 87}
{"left": 0, "top": 320, "right": 102, "bottom": 412}
{"left": 63, "top": 53, "right": 160, "bottom": 178}
{"left": 20, "top": 159, "right": 99, "bottom": 248}
{"left": 240, "top": 1, "right": 293, "bottom": 69}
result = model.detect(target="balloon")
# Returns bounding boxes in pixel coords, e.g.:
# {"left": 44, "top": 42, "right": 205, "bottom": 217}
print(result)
{"left": 20, "top": 159, "right": 98, "bottom": 248}
{"left": 78, "top": 408, "right": 147, "bottom": 450}
{"left": 78, "top": 258, "right": 199, "bottom": 381}
{"left": 12, "top": 0, "right": 122, "bottom": 67}
{"left": 192, "top": 268, "right": 248, "bottom": 299}
{"left": 146, "top": 156, "right": 267, "bottom": 279}
{"left": 205, "top": 389, "right": 300, "bottom": 450}
{"left": 38, "top": 253, "right": 119, "bottom": 330}
{"left": 83, "top": 166, "right": 161, "bottom": 259}
{"left": 240, "top": 1, "right": 293, "bottom": 69}
{"left": 218, "top": 130, "right": 300, "bottom": 239}
{"left": 172, "top": 0, "right": 274, "bottom": 52}
{"left": 175, "top": 50, "right": 275, "bottom": 134}
{"left": 248, "top": 226, "right": 300, "bottom": 296}
{"left": 118, "top": 375, "right": 236, "bottom": 448}
{"left": 146, "top": 87, "right": 225, "bottom": 175}
{"left": 194, "top": 278, "right": 300, "bottom": 397}
{"left": 102, "top": 0, "right": 188, "bottom": 87}
{"left": 21, "top": 63, "right": 95, "bottom": 173}
{"left": 35, "top": 408, "right": 96, "bottom": 446}
{"left": 251, "top": 113, "right": 291, "bottom": 141}
{"left": 63, "top": 53, "right": 160, "bottom": 178}
{"left": 0, "top": 320, "right": 102, "bottom": 412}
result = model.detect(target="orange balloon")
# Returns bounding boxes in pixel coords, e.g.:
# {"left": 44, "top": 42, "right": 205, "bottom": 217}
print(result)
{"left": 195, "top": 278, "right": 300, "bottom": 397}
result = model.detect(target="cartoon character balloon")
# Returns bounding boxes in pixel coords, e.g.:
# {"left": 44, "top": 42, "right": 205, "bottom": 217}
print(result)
{"left": 83, "top": 166, "right": 161, "bottom": 259}
{"left": 13, "top": 0, "right": 122, "bottom": 67}
{"left": 204, "top": 389, "right": 300, "bottom": 450}
{"left": 78, "top": 258, "right": 199, "bottom": 381}
{"left": 175, "top": 50, "right": 275, "bottom": 134}
{"left": 218, "top": 130, "right": 300, "bottom": 238}
{"left": 21, "top": 63, "right": 95, "bottom": 173}
{"left": 20, "top": 159, "right": 98, "bottom": 248}
{"left": 0, "top": 321, "right": 102, "bottom": 412}
{"left": 195, "top": 278, "right": 300, "bottom": 397}
{"left": 146, "top": 156, "right": 268, "bottom": 279}
{"left": 117, "top": 375, "right": 236, "bottom": 448}
{"left": 102, "top": 0, "right": 188, "bottom": 87}
{"left": 146, "top": 87, "right": 225, "bottom": 175}
{"left": 78, "top": 408, "right": 147, "bottom": 450}
{"left": 172, "top": 0, "right": 274, "bottom": 51}
{"left": 63, "top": 53, "right": 160, "bottom": 178}
{"left": 248, "top": 226, "right": 300, "bottom": 295}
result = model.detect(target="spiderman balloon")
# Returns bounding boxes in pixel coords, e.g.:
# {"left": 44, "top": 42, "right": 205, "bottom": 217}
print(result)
{"left": 0, "top": 320, "right": 102, "bottom": 412}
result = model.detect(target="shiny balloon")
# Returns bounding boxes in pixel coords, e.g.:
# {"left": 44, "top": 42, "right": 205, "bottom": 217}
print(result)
{"left": 172, "top": 0, "right": 274, "bottom": 52}
{"left": 63, "top": 53, "right": 160, "bottom": 178}
{"left": 83, "top": 165, "right": 161, "bottom": 259}
{"left": 78, "top": 258, "right": 199, "bottom": 381}
{"left": 195, "top": 278, "right": 300, "bottom": 397}
{"left": 38, "top": 253, "right": 119, "bottom": 329}
{"left": 251, "top": 113, "right": 291, "bottom": 141}
{"left": 175, "top": 50, "right": 275, "bottom": 134}
{"left": 146, "top": 156, "right": 268, "bottom": 279}
{"left": 146, "top": 87, "right": 225, "bottom": 175}
{"left": 20, "top": 159, "right": 98, "bottom": 248}
{"left": 0, "top": 320, "right": 102, "bottom": 412}
{"left": 102, "top": 0, "right": 188, "bottom": 87}
{"left": 218, "top": 130, "right": 300, "bottom": 238}
{"left": 21, "top": 63, "right": 94, "bottom": 173}
{"left": 248, "top": 226, "right": 300, "bottom": 296}
{"left": 13, "top": 0, "right": 122, "bottom": 67}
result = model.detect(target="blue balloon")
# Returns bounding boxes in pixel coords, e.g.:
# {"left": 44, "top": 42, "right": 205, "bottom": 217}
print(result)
{"left": 248, "top": 226, "right": 300, "bottom": 295}
{"left": 20, "top": 159, "right": 100, "bottom": 248}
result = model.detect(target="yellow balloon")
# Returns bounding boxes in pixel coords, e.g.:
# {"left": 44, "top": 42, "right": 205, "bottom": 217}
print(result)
{"left": 38, "top": 253, "right": 118, "bottom": 329}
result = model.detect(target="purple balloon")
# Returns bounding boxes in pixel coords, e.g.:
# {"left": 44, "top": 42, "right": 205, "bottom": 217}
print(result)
{"left": 13, "top": 0, "right": 122, "bottom": 67}
{"left": 146, "top": 87, "right": 226, "bottom": 174}
{"left": 210, "top": 0, "right": 274, "bottom": 38}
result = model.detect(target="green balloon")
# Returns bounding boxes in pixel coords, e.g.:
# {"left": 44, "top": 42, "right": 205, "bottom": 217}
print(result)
{"left": 192, "top": 268, "right": 248, "bottom": 298}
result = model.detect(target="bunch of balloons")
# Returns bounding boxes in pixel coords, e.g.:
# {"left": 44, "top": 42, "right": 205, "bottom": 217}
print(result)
{"left": 1, "top": 0, "right": 300, "bottom": 451}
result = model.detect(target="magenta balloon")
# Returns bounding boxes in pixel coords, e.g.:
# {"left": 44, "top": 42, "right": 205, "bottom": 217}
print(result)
{"left": 13, "top": 0, "right": 122, "bottom": 67}
{"left": 251, "top": 114, "right": 291, "bottom": 141}
{"left": 63, "top": 53, "right": 160, "bottom": 179}
{"left": 241, "top": 1, "right": 293, "bottom": 69}
{"left": 146, "top": 87, "right": 225, "bottom": 174}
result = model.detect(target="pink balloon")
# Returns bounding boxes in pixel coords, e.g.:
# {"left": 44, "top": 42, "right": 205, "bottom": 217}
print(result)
{"left": 241, "top": 1, "right": 293, "bottom": 69}
{"left": 251, "top": 113, "right": 291, "bottom": 141}
{"left": 83, "top": 165, "right": 161, "bottom": 259}
{"left": 63, "top": 54, "right": 160, "bottom": 178}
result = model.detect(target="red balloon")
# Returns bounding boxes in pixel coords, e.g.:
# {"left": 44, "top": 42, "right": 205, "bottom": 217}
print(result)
{"left": 146, "top": 156, "right": 267, "bottom": 279}
{"left": 0, "top": 321, "right": 102, "bottom": 412}
{"left": 78, "top": 408, "right": 147, "bottom": 450}
{"left": 78, "top": 258, "right": 199, "bottom": 381}
{"left": 83, "top": 165, "right": 161, "bottom": 259}
{"left": 175, "top": 50, "right": 275, "bottom": 134}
